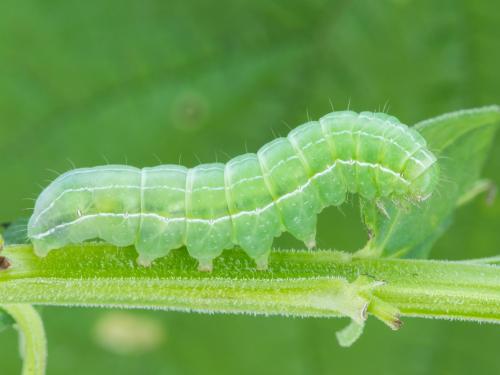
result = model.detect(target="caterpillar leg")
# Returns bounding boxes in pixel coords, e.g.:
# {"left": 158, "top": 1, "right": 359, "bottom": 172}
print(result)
{"left": 137, "top": 255, "right": 154, "bottom": 267}
{"left": 197, "top": 258, "right": 213, "bottom": 272}
{"left": 253, "top": 251, "right": 270, "bottom": 271}
{"left": 31, "top": 239, "right": 54, "bottom": 258}
{"left": 135, "top": 218, "right": 182, "bottom": 267}
{"left": 304, "top": 234, "right": 316, "bottom": 250}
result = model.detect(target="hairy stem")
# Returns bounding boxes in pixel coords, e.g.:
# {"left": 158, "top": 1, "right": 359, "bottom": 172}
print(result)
{"left": 0, "top": 304, "right": 47, "bottom": 375}
{"left": 0, "top": 244, "right": 499, "bottom": 327}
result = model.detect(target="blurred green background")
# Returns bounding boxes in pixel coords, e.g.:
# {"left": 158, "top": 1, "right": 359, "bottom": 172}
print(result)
{"left": 1, "top": 0, "right": 500, "bottom": 373}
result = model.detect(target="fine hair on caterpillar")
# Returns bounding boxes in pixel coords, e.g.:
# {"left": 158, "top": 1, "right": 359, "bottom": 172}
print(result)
{"left": 28, "top": 110, "right": 439, "bottom": 271}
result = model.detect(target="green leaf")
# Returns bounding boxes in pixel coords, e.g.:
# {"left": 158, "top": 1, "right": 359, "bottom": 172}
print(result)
{"left": 361, "top": 106, "right": 500, "bottom": 258}
{"left": 2, "top": 217, "right": 30, "bottom": 245}
{"left": 0, "top": 308, "right": 15, "bottom": 332}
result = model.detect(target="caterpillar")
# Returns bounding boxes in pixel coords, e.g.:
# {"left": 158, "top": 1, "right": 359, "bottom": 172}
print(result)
{"left": 28, "top": 110, "right": 439, "bottom": 271}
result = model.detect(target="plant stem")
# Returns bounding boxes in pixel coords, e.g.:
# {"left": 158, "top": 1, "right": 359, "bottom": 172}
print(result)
{"left": 0, "top": 304, "right": 47, "bottom": 375}
{"left": 0, "top": 244, "right": 499, "bottom": 325}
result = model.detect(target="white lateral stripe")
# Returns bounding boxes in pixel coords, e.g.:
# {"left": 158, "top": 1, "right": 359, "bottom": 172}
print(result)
{"left": 31, "top": 159, "right": 409, "bottom": 240}
{"left": 32, "top": 185, "right": 141, "bottom": 225}
{"left": 32, "top": 184, "right": 225, "bottom": 224}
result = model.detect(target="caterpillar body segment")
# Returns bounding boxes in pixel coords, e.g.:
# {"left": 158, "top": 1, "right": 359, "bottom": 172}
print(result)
{"left": 28, "top": 111, "right": 439, "bottom": 270}
{"left": 136, "top": 165, "right": 188, "bottom": 265}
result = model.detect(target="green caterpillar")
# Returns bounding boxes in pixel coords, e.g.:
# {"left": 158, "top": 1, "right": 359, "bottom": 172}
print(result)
{"left": 28, "top": 111, "right": 439, "bottom": 270}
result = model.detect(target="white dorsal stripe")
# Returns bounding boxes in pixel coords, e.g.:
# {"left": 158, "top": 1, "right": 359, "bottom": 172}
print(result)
{"left": 145, "top": 166, "right": 187, "bottom": 173}
{"left": 321, "top": 113, "right": 434, "bottom": 162}
{"left": 52, "top": 167, "right": 140, "bottom": 184}
{"left": 31, "top": 159, "right": 410, "bottom": 240}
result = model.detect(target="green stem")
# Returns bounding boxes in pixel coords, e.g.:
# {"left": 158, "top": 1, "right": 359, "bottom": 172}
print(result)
{"left": 1, "top": 244, "right": 499, "bottom": 325}
{"left": 0, "top": 304, "right": 47, "bottom": 375}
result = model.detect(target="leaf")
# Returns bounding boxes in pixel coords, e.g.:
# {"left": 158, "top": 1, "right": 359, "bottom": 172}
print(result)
{"left": 2, "top": 217, "right": 30, "bottom": 245}
{"left": 0, "top": 308, "right": 15, "bottom": 333}
{"left": 362, "top": 106, "right": 500, "bottom": 258}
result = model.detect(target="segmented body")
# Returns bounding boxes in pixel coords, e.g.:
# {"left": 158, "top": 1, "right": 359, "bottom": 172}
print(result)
{"left": 28, "top": 111, "right": 439, "bottom": 270}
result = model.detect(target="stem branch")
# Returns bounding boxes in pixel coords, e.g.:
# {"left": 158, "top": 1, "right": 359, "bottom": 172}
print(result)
{"left": 0, "top": 304, "right": 47, "bottom": 375}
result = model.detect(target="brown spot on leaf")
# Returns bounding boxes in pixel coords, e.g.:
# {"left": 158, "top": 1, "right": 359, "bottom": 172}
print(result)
{"left": 0, "top": 256, "right": 11, "bottom": 270}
